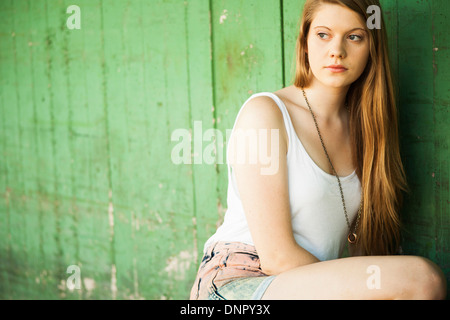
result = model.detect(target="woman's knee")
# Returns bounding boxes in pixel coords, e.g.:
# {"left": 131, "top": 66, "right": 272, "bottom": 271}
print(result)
{"left": 402, "top": 256, "right": 447, "bottom": 300}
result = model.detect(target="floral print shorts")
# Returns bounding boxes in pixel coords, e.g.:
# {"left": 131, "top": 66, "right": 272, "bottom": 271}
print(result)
{"left": 190, "top": 242, "right": 276, "bottom": 300}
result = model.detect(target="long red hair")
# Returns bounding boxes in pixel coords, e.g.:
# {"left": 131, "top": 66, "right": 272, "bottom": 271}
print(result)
{"left": 294, "top": 0, "right": 408, "bottom": 255}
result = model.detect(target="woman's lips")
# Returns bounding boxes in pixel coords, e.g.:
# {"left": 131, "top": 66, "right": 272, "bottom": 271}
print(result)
{"left": 325, "top": 65, "right": 348, "bottom": 73}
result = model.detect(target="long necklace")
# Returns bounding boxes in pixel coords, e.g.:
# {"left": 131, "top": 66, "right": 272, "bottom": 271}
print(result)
{"left": 301, "top": 88, "right": 362, "bottom": 244}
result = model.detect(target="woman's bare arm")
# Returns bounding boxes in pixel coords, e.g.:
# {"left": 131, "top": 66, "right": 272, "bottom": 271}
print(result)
{"left": 229, "top": 96, "right": 319, "bottom": 275}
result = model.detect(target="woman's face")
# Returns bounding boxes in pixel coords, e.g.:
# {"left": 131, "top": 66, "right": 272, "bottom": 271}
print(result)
{"left": 306, "top": 3, "right": 370, "bottom": 88}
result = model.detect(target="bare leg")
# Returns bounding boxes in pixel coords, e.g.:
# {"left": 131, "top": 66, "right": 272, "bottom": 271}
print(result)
{"left": 262, "top": 255, "right": 446, "bottom": 300}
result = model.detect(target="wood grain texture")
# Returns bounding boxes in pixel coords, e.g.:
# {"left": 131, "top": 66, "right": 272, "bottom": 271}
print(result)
{"left": 0, "top": 0, "right": 448, "bottom": 299}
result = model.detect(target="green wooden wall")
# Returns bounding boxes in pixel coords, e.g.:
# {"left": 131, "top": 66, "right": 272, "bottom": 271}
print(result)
{"left": 0, "top": 0, "right": 448, "bottom": 299}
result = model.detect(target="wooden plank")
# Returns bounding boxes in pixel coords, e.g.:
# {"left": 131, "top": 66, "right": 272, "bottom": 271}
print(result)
{"left": 431, "top": 0, "right": 450, "bottom": 289}
{"left": 80, "top": 0, "right": 126, "bottom": 300}
{"left": 132, "top": 0, "right": 168, "bottom": 299}
{"left": 6, "top": 0, "right": 26, "bottom": 299}
{"left": 282, "top": 0, "right": 306, "bottom": 85}
{"left": 111, "top": 0, "right": 150, "bottom": 300}
{"left": 143, "top": 0, "right": 196, "bottom": 299}
{"left": 100, "top": 0, "right": 135, "bottom": 300}
{"left": 24, "top": 0, "right": 62, "bottom": 298}
{"left": 97, "top": 0, "right": 197, "bottom": 299}
{"left": 75, "top": 0, "right": 116, "bottom": 299}
{"left": 380, "top": 0, "right": 399, "bottom": 89}
{"left": 40, "top": 0, "right": 82, "bottom": 299}
{"left": 211, "top": 0, "right": 284, "bottom": 218}
{"left": 4, "top": 0, "right": 63, "bottom": 299}
{"left": 183, "top": 0, "right": 218, "bottom": 297}
{"left": 397, "top": 0, "right": 437, "bottom": 258}
{"left": 117, "top": 0, "right": 168, "bottom": 299}
{"left": 0, "top": 0, "right": 15, "bottom": 299}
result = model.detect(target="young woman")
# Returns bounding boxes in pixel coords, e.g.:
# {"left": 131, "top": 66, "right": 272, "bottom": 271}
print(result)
{"left": 190, "top": 0, "right": 447, "bottom": 300}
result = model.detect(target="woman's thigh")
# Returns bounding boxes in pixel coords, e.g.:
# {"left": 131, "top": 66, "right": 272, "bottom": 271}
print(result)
{"left": 261, "top": 255, "right": 446, "bottom": 300}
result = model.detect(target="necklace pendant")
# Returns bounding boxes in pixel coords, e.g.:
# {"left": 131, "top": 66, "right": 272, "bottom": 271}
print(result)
{"left": 348, "top": 232, "right": 357, "bottom": 244}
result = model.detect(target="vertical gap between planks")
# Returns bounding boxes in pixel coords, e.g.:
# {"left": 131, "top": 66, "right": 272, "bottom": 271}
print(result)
{"left": 184, "top": 1, "right": 199, "bottom": 261}
{"left": 209, "top": 0, "right": 218, "bottom": 174}
{"left": 99, "top": 0, "right": 117, "bottom": 299}
{"left": 44, "top": 0, "right": 65, "bottom": 282}
{"left": 280, "top": 0, "right": 286, "bottom": 88}
{"left": 208, "top": 0, "right": 222, "bottom": 224}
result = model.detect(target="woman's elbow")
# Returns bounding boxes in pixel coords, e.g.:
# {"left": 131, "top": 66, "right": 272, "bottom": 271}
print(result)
{"left": 260, "top": 262, "right": 281, "bottom": 276}
{"left": 260, "top": 253, "right": 318, "bottom": 276}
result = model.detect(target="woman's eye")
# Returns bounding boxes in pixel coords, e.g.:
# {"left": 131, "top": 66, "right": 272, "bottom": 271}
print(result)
{"left": 317, "top": 33, "right": 329, "bottom": 40}
{"left": 349, "top": 34, "right": 363, "bottom": 41}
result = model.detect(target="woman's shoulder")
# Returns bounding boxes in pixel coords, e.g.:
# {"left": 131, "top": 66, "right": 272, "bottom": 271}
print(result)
{"left": 231, "top": 91, "right": 289, "bottom": 152}
{"left": 236, "top": 92, "right": 285, "bottom": 130}
{"left": 240, "top": 85, "right": 299, "bottom": 119}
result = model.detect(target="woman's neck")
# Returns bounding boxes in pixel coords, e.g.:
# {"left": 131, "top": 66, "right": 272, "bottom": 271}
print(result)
{"left": 299, "top": 78, "right": 350, "bottom": 123}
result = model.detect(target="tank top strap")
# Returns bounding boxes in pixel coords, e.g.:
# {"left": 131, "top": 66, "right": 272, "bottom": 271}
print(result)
{"left": 226, "top": 92, "right": 296, "bottom": 170}
{"left": 252, "top": 92, "right": 297, "bottom": 150}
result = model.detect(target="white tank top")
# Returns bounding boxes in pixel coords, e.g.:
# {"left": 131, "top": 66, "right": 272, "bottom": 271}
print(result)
{"left": 204, "top": 92, "right": 362, "bottom": 261}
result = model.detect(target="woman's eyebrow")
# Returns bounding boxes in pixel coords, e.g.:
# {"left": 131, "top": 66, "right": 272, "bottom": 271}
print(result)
{"left": 313, "top": 26, "right": 367, "bottom": 33}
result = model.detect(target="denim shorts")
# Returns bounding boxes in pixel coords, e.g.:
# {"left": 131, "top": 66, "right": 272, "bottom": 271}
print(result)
{"left": 190, "top": 242, "right": 276, "bottom": 300}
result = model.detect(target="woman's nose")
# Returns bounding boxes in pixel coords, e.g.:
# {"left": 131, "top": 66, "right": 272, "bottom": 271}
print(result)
{"left": 329, "top": 39, "right": 346, "bottom": 59}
